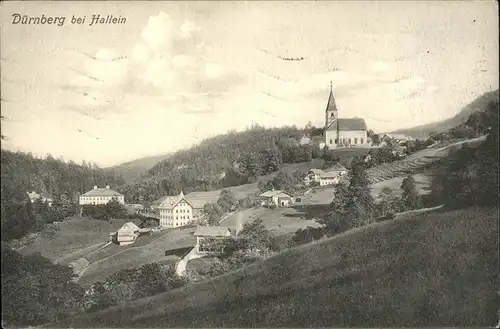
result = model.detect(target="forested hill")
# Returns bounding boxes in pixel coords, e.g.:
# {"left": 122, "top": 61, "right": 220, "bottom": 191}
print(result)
{"left": 390, "top": 89, "right": 499, "bottom": 139}
{"left": 146, "top": 125, "right": 307, "bottom": 178}
{"left": 108, "top": 153, "right": 171, "bottom": 184}
{"left": 0, "top": 150, "right": 126, "bottom": 202}
{"left": 119, "top": 125, "right": 325, "bottom": 203}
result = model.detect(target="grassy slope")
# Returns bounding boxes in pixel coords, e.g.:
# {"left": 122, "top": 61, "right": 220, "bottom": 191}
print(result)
{"left": 151, "top": 152, "right": 367, "bottom": 208}
{"left": 16, "top": 217, "right": 138, "bottom": 263}
{"left": 61, "top": 206, "right": 499, "bottom": 327}
{"left": 78, "top": 226, "right": 196, "bottom": 286}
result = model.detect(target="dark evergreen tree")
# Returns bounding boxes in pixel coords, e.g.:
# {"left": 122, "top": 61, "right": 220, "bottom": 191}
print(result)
{"left": 217, "top": 189, "right": 238, "bottom": 212}
{"left": 400, "top": 175, "right": 422, "bottom": 210}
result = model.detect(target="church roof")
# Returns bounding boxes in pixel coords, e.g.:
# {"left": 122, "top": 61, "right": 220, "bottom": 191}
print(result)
{"left": 326, "top": 118, "right": 367, "bottom": 131}
{"left": 325, "top": 90, "right": 338, "bottom": 113}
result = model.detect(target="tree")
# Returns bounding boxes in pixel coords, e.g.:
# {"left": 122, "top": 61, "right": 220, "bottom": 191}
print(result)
{"left": 106, "top": 198, "right": 127, "bottom": 219}
{"left": 290, "top": 226, "right": 325, "bottom": 246}
{"left": 318, "top": 181, "right": 352, "bottom": 235}
{"left": 201, "top": 203, "right": 224, "bottom": 226}
{"left": 368, "top": 130, "right": 380, "bottom": 146}
{"left": 271, "top": 171, "right": 295, "bottom": 191}
{"left": 237, "top": 218, "right": 276, "bottom": 253}
{"left": 400, "top": 175, "right": 422, "bottom": 210}
{"left": 133, "top": 263, "right": 167, "bottom": 299}
{"left": 217, "top": 189, "right": 238, "bottom": 212}
{"left": 1, "top": 245, "right": 85, "bottom": 326}
{"left": 346, "top": 162, "right": 375, "bottom": 226}
{"left": 258, "top": 179, "right": 274, "bottom": 192}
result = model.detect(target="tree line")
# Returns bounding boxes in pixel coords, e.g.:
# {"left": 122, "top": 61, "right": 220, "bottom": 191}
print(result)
{"left": 1, "top": 151, "right": 126, "bottom": 241}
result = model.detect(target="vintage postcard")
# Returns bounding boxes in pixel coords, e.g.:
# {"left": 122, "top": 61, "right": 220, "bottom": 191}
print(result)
{"left": 1, "top": 1, "right": 499, "bottom": 328}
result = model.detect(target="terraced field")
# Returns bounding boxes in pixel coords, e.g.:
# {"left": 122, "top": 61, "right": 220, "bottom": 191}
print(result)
{"left": 367, "top": 156, "right": 436, "bottom": 184}
{"left": 366, "top": 135, "right": 487, "bottom": 184}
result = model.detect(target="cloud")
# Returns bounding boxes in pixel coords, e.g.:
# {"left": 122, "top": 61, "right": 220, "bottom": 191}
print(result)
{"left": 66, "top": 11, "right": 248, "bottom": 120}
{"left": 140, "top": 12, "right": 176, "bottom": 51}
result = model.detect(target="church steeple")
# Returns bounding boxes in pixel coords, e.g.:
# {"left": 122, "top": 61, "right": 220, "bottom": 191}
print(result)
{"left": 325, "top": 81, "right": 338, "bottom": 127}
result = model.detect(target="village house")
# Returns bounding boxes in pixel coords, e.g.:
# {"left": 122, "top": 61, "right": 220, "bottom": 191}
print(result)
{"left": 158, "top": 191, "right": 195, "bottom": 228}
{"left": 304, "top": 164, "right": 348, "bottom": 186}
{"left": 194, "top": 226, "right": 232, "bottom": 254}
{"left": 324, "top": 82, "right": 369, "bottom": 149}
{"left": 299, "top": 134, "right": 312, "bottom": 145}
{"left": 79, "top": 185, "right": 125, "bottom": 206}
{"left": 259, "top": 190, "right": 294, "bottom": 207}
{"left": 303, "top": 169, "right": 324, "bottom": 185}
{"left": 26, "top": 191, "right": 53, "bottom": 207}
{"left": 319, "top": 163, "right": 348, "bottom": 186}
{"left": 110, "top": 222, "right": 140, "bottom": 246}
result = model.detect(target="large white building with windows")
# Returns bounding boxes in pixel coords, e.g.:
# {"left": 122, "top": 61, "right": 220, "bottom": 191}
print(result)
{"left": 158, "top": 191, "right": 194, "bottom": 228}
{"left": 323, "top": 82, "right": 369, "bottom": 149}
{"left": 79, "top": 185, "right": 125, "bottom": 205}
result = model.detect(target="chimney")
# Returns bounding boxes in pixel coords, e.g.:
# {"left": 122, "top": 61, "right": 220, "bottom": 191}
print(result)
{"left": 106, "top": 185, "right": 110, "bottom": 189}
{"left": 93, "top": 185, "right": 98, "bottom": 189}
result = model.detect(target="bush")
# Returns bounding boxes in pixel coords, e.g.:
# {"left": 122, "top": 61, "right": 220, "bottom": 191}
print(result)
{"left": 290, "top": 227, "right": 325, "bottom": 246}
{"left": 81, "top": 199, "right": 127, "bottom": 221}
{"left": 1, "top": 245, "right": 85, "bottom": 326}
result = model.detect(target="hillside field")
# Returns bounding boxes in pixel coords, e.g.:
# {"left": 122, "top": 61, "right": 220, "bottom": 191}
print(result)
{"left": 77, "top": 226, "right": 197, "bottom": 286}
{"left": 60, "top": 206, "right": 499, "bottom": 327}
{"left": 152, "top": 149, "right": 370, "bottom": 208}
{"left": 15, "top": 217, "right": 142, "bottom": 264}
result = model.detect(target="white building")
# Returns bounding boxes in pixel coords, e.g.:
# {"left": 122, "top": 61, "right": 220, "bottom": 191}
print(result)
{"left": 324, "top": 82, "right": 369, "bottom": 149}
{"left": 304, "top": 164, "right": 348, "bottom": 186}
{"left": 112, "top": 222, "right": 140, "bottom": 246}
{"left": 158, "top": 191, "right": 194, "bottom": 228}
{"left": 79, "top": 185, "right": 124, "bottom": 205}
{"left": 319, "top": 163, "right": 348, "bottom": 186}
{"left": 194, "top": 226, "right": 232, "bottom": 254}
{"left": 303, "top": 169, "right": 324, "bottom": 185}
{"left": 259, "top": 190, "right": 294, "bottom": 207}
{"left": 26, "top": 191, "right": 53, "bottom": 207}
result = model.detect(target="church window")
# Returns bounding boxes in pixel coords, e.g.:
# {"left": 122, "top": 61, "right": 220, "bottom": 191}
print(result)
{"left": 330, "top": 113, "right": 334, "bottom": 118}
{"left": 354, "top": 138, "right": 358, "bottom": 144}
{"left": 334, "top": 138, "right": 338, "bottom": 144}
{"left": 361, "top": 138, "right": 364, "bottom": 144}
{"left": 329, "top": 139, "right": 333, "bottom": 144}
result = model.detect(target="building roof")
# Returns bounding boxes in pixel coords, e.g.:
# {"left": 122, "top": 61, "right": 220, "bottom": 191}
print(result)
{"left": 329, "top": 163, "right": 348, "bottom": 171}
{"left": 158, "top": 191, "right": 193, "bottom": 209}
{"left": 194, "top": 226, "right": 231, "bottom": 237}
{"left": 325, "top": 89, "right": 338, "bottom": 113}
{"left": 81, "top": 186, "right": 123, "bottom": 197}
{"left": 320, "top": 172, "right": 342, "bottom": 178}
{"left": 326, "top": 118, "right": 367, "bottom": 131}
{"left": 119, "top": 222, "right": 140, "bottom": 232}
{"left": 259, "top": 190, "right": 292, "bottom": 198}
{"left": 309, "top": 168, "right": 325, "bottom": 175}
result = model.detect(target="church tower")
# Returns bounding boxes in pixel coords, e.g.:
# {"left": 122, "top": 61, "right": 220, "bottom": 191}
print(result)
{"left": 325, "top": 81, "right": 338, "bottom": 128}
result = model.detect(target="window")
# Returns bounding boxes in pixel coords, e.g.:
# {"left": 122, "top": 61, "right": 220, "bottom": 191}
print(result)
{"left": 329, "top": 139, "right": 333, "bottom": 144}
{"left": 354, "top": 138, "right": 358, "bottom": 144}
{"left": 361, "top": 138, "right": 364, "bottom": 144}
{"left": 334, "top": 138, "right": 338, "bottom": 144}
{"left": 348, "top": 138, "right": 352, "bottom": 144}
{"left": 330, "top": 113, "right": 334, "bottom": 118}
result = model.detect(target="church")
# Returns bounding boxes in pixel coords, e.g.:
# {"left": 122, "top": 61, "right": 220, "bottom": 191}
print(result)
{"left": 323, "top": 83, "right": 368, "bottom": 149}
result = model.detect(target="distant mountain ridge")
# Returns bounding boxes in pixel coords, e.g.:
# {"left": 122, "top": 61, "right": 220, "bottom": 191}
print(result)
{"left": 108, "top": 153, "right": 171, "bottom": 184}
{"left": 389, "top": 89, "right": 499, "bottom": 139}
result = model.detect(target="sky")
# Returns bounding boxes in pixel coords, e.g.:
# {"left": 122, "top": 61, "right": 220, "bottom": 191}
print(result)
{"left": 1, "top": 1, "right": 498, "bottom": 167}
